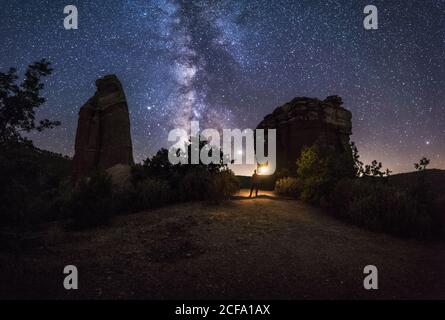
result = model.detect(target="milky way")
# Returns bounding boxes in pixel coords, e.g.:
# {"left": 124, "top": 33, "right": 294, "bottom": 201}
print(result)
{"left": 0, "top": 0, "right": 444, "bottom": 174}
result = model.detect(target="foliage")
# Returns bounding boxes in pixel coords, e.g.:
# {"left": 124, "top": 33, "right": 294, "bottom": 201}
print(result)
{"left": 350, "top": 141, "right": 363, "bottom": 177}
{"left": 363, "top": 160, "right": 391, "bottom": 177}
{"left": 133, "top": 178, "right": 172, "bottom": 210}
{"left": 178, "top": 168, "right": 239, "bottom": 203}
{"left": 333, "top": 178, "right": 436, "bottom": 238}
{"left": 350, "top": 142, "right": 391, "bottom": 177}
{"left": 296, "top": 144, "right": 354, "bottom": 205}
{"left": 275, "top": 177, "right": 300, "bottom": 197}
{"left": 132, "top": 138, "right": 229, "bottom": 183}
{"left": 414, "top": 157, "right": 430, "bottom": 171}
{"left": 297, "top": 143, "right": 439, "bottom": 238}
{"left": 0, "top": 59, "right": 60, "bottom": 145}
{"left": 186, "top": 137, "right": 231, "bottom": 174}
{"left": 132, "top": 148, "right": 176, "bottom": 182}
{"left": 0, "top": 143, "right": 71, "bottom": 226}
{"left": 66, "top": 171, "right": 114, "bottom": 230}
{"left": 217, "top": 170, "right": 241, "bottom": 200}
{"left": 132, "top": 139, "right": 239, "bottom": 204}
{"left": 0, "top": 60, "right": 67, "bottom": 227}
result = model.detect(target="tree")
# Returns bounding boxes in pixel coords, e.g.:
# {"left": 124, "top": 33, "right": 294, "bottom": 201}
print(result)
{"left": 296, "top": 144, "right": 354, "bottom": 204}
{"left": 364, "top": 160, "right": 383, "bottom": 177}
{"left": 0, "top": 59, "right": 60, "bottom": 146}
{"left": 350, "top": 142, "right": 391, "bottom": 177}
{"left": 414, "top": 157, "right": 430, "bottom": 171}
{"left": 0, "top": 60, "right": 62, "bottom": 226}
{"left": 132, "top": 138, "right": 230, "bottom": 186}
{"left": 350, "top": 141, "right": 364, "bottom": 177}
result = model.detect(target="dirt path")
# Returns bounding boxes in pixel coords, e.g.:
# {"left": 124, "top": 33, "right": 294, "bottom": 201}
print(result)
{"left": 1, "top": 189, "right": 444, "bottom": 299}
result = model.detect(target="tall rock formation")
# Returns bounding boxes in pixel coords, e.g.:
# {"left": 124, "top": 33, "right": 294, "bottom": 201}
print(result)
{"left": 257, "top": 95, "right": 352, "bottom": 173}
{"left": 72, "top": 75, "right": 134, "bottom": 182}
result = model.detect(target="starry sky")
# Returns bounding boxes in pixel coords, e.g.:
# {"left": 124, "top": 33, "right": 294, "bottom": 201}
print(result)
{"left": 1, "top": 0, "right": 444, "bottom": 174}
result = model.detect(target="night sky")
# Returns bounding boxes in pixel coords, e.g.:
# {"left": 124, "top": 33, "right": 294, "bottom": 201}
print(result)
{"left": 1, "top": 0, "right": 444, "bottom": 174}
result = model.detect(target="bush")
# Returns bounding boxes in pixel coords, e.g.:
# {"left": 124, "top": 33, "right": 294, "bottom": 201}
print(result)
{"left": 333, "top": 178, "right": 435, "bottom": 238}
{"left": 296, "top": 144, "right": 354, "bottom": 205}
{"left": 134, "top": 178, "right": 173, "bottom": 210}
{"left": 178, "top": 169, "right": 211, "bottom": 201}
{"left": 66, "top": 171, "right": 113, "bottom": 230}
{"left": 26, "top": 188, "right": 65, "bottom": 224}
{"left": 0, "top": 143, "right": 71, "bottom": 226}
{"left": 275, "top": 177, "right": 300, "bottom": 197}
{"left": 178, "top": 168, "right": 239, "bottom": 203}
{"left": 211, "top": 170, "right": 240, "bottom": 202}
{"left": 88, "top": 177, "right": 174, "bottom": 217}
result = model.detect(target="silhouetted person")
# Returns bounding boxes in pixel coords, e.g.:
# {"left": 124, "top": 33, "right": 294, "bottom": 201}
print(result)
{"left": 249, "top": 169, "right": 259, "bottom": 197}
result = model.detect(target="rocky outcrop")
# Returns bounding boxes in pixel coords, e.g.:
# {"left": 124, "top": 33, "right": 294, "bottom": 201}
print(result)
{"left": 257, "top": 95, "right": 352, "bottom": 173}
{"left": 72, "top": 75, "right": 134, "bottom": 182}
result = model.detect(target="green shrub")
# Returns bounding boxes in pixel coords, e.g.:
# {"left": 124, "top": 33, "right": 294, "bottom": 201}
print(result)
{"left": 275, "top": 177, "right": 300, "bottom": 198}
{"left": 296, "top": 144, "right": 354, "bottom": 205}
{"left": 333, "top": 178, "right": 435, "bottom": 238}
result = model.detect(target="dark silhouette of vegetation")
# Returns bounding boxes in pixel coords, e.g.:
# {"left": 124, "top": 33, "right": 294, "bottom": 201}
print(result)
{"left": 275, "top": 141, "right": 440, "bottom": 239}
{"left": 65, "top": 138, "right": 239, "bottom": 229}
{"left": 350, "top": 142, "right": 391, "bottom": 177}
{"left": 132, "top": 138, "right": 230, "bottom": 183}
{"left": 414, "top": 157, "right": 430, "bottom": 171}
{"left": 350, "top": 141, "right": 363, "bottom": 177}
{"left": 332, "top": 178, "right": 435, "bottom": 238}
{"left": 363, "top": 160, "right": 392, "bottom": 177}
{"left": 275, "top": 177, "right": 300, "bottom": 197}
{"left": 130, "top": 138, "right": 239, "bottom": 206}
{"left": 66, "top": 171, "right": 114, "bottom": 230}
{"left": 332, "top": 147, "right": 439, "bottom": 238}
{"left": 0, "top": 60, "right": 70, "bottom": 228}
{"left": 295, "top": 144, "right": 354, "bottom": 205}
{"left": 0, "top": 59, "right": 60, "bottom": 145}
{"left": 0, "top": 144, "right": 71, "bottom": 226}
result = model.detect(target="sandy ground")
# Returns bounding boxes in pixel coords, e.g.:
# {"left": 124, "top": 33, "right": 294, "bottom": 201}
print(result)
{"left": 1, "top": 189, "right": 444, "bottom": 299}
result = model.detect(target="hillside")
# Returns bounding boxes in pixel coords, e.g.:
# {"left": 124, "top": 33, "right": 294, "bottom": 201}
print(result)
{"left": 389, "top": 169, "right": 445, "bottom": 195}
